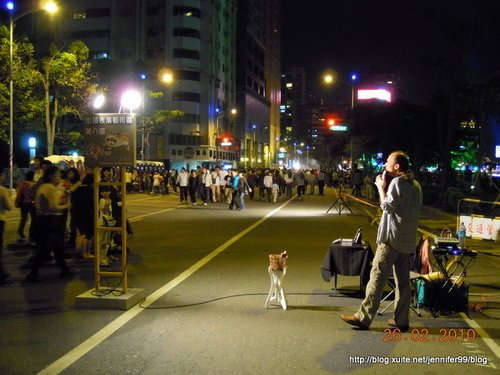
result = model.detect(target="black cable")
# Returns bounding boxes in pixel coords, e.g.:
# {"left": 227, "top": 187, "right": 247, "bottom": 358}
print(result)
{"left": 139, "top": 292, "right": 334, "bottom": 309}
{"left": 91, "top": 247, "right": 129, "bottom": 297}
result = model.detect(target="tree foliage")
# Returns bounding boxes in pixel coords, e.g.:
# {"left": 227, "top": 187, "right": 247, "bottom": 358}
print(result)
{"left": 40, "top": 41, "right": 99, "bottom": 155}
{"left": 0, "top": 25, "right": 44, "bottom": 143}
{"left": 348, "top": 100, "right": 440, "bottom": 172}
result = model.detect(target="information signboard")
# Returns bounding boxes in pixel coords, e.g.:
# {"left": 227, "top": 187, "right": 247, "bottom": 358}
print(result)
{"left": 84, "top": 113, "right": 137, "bottom": 167}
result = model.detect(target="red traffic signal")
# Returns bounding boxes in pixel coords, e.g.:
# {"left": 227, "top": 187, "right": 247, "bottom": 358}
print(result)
{"left": 219, "top": 137, "right": 233, "bottom": 146}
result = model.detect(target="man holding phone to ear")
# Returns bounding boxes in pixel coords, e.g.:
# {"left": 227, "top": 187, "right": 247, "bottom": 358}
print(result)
{"left": 341, "top": 151, "right": 422, "bottom": 331}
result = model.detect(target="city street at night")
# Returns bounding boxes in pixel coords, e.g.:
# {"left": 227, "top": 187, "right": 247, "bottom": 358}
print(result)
{"left": 0, "top": 188, "right": 499, "bottom": 374}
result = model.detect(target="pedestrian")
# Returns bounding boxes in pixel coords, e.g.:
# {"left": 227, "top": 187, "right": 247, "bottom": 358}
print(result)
{"left": 364, "top": 174, "right": 374, "bottom": 200}
{"left": 331, "top": 170, "right": 339, "bottom": 188}
{"left": 152, "top": 171, "right": 161, "bottom": 195}
{"left": 237, "top": 170, "right": 252, "bottom": 210}
{"left": 125, "top": 168, "right": 133, "bottom": 193}
{"left": 341, "top": 151, "right": 423, "bottom": 331}
{"left": 306, "top": 171, "right": 316, "bottom": 195}
{"left": 66, "top": 167, "right": 81, "bottom": 248}
{"left": 26, "top": 166, "right": 72, "bottom": 281}
{"left": 170, "top": 169, "right": 178, "bottom": 193}
{"left": 32, "top": 155, "right": 45, "bottom": 183}
{"left": 0, "top": 168, "right": 12, "bottom": 283}
{"left": 98, "top": 185, "right": 115, "bottom": 266}
{"left": 263, "top": 171, "right": 273, "bottom": 202}
{"left": 246, "top": 169, "right": 257, "bottom": 200}
{"left": 15, "top": 170, "right": 36, "bottom": 243}
{"left": 72, "top": 173, "right": 95, "bottom": 258}
{"left": 200, "top": 167, "right": 211, "bottom": 205}
{"left": 352, "top": 168, "right": 363, "bottom": 197}
{"left": 271, "top": 172, "right": 280, "bottom": 203}
{"left": 188, "top": 170, "right": 198, "bottom": 205}
{"left": 295, "top": 170, "right": 306, "bottom": 199}
{"left": 317, "top": 169, "right": 326, "bottom": 195}
{"left": 228, "top": 170, "right": 240, "bottom": 210}
{"left": 284, "top": 169, "right": 294, "bottom": 199}
{"left": 210, "top": 167, "right": 221, "bottom": 202}
{"left": 178, "top": 167, "right": 189, "bottom": 203}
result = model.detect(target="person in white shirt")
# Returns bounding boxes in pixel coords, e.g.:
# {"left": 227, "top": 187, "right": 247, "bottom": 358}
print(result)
{"left": 178, "top": 167, "right": 189, "bottom": 202}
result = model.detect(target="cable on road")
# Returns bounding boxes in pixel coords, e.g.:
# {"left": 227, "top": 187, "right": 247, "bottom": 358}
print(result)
{"left": 139, "top": 292, "right": 337, "bottom": 309}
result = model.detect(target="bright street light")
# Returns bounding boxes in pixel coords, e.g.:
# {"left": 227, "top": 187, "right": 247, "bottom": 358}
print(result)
{"left": 7, "top": 1, "right": 57, "bottom": 192}
{"left": 92, "top": 94, "right": 105, "bottom": 109}
{"left": 120, "top": 90, "right": 142, "bottom": 112}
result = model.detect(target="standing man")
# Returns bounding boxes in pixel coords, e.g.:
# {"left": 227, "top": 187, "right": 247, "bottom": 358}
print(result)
{"left": 178, "top": 167, "right": 189, "bottom": 203}
{"left": 341, "top": 151, "right": 422, "bottom": 331}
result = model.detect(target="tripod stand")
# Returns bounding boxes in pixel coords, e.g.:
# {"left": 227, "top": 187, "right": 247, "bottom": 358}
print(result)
{"left": 326, "top": 182, "right": 353, "bottom": 215}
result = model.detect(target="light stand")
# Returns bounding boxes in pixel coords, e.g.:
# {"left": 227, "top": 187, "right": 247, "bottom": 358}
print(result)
{"left": 326, "top": 180, "right": 352, "bottom": 215}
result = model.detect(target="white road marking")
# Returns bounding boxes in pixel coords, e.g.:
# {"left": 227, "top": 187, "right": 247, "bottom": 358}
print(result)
{"left": 37, "top": 199, "right": 294, "bottom": 375}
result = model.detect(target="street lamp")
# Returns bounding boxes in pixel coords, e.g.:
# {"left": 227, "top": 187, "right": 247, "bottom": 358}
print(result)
{"left": 7, "top": 1, "right": 57, "bottom": 192}
{"left": 324, "top": 71, "right": 357, "bottom": 168}
{"left": 139, "top": 71, "right": 174, "bottom": 160}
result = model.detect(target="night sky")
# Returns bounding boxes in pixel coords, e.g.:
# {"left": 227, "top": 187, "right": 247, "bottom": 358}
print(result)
{"left": 281, "top": 0, "right": 500, "bottom": 106}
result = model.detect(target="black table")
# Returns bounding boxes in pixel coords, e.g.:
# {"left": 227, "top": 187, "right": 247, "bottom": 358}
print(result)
{"left": 321, "top": 240, "right": 373, "bottom": 295}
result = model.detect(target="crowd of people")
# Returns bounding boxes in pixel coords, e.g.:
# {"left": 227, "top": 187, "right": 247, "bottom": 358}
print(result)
{"left": 0, "top": 154, "right": 381, "bottom": 283}
{"left": 122, "top": 166, "right": 377, "bottom": 205}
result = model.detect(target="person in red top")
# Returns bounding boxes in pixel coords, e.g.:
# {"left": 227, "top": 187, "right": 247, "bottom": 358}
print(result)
{"left": 16, "top": 171, "right": 36, "bottom": 242}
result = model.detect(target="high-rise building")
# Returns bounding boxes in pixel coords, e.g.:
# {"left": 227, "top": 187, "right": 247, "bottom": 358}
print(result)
{"left": 280, "top": 67, "right": 307, "bottom": 146}
{"left": 31, "top": 0, "right": 279, "bottom": 170}
{"left": 51, "top": 0, "right": 237, "bottom": 170}
{"left": 235, "top": 0, "right": 280, "bottom": 168}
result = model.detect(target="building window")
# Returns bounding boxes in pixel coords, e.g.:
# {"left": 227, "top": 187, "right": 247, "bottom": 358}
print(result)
{"left": 172, "top": 149, "right": 176, "bottom": 155}
{"left": 174, "top": 70, "right": 200, "bottom": 82}
{"left": 173, "top": 6, "right": 201, "bottom": 18}
{"left": 173, "top": 49, "right": 200, "bottom": 60}
{"left": 173, "top": 27, "right": 200, "bottom": 39}
{"left": 121, "top": 28, "right": 133, "bottom": 38}
{"left": 64, "top": 30, "right": 110, "bottom": 39}
{"left": 120, "top": 7, "right": 133, "bottom": 17}
{"left": 92, "top": 51, "right": 109, "bottom": 59}
{"left": 147, "top": 27, "right": 160, "bottom": 37}
{"left": 172, "top": 92, "right": 201, "bottom": 102}
{"left": 73, "top": 11, "right": 86, "bottom": 19}
{"left": 148, "top": 5, "right": 164, "bottom": 15}
{"left": 146, "top": 49, "right": 161, "bottom": 59}
{"left": 86, "top": 8, "right": 111, "bottom": 18}
{"left": 120, "top": 50, "right": 132, "bottom": 59}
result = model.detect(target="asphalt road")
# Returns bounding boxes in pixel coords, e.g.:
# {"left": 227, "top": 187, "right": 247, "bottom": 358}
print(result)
{"left": 0, "top": 188, "right": 499, "bottom": 374}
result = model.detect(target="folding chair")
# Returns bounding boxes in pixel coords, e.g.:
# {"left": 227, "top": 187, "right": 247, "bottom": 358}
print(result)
{"left": 377, "top": 271, "right": 423, "bottom": 317}
{"left": 377, "top": 236, "right": 432, "bottom": 317}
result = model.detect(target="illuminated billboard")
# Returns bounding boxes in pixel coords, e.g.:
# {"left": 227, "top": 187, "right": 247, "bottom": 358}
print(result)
{"left": 357, "top": 89, "right": 392, "bottom": 102}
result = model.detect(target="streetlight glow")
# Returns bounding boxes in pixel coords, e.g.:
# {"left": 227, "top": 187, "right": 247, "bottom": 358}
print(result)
{"left": 93, "top": 94, "right": 105, "bottom": 109}
{"left": 121, "top": 90, "right": 142, "bottom": 112}
{"left": 43, "top": 1, "right": 58, "bottom": 13}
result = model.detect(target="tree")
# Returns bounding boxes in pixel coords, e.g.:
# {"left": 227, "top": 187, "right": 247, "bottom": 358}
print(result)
{"left": 0, "top": 25, "right": 44, "bottom": 144}
{"left": 349, "top": 99, "right": 440, "bottom": 171}
{"left": 39, "top": 41, "right": 99, "bottom": 155}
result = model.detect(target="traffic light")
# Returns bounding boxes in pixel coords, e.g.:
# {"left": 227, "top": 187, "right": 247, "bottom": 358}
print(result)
{"left": 326, "top": 117, "right": 347, "bottom": 131}
{"left": 219, "top": 137, "right": 233, "bottom": 146}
